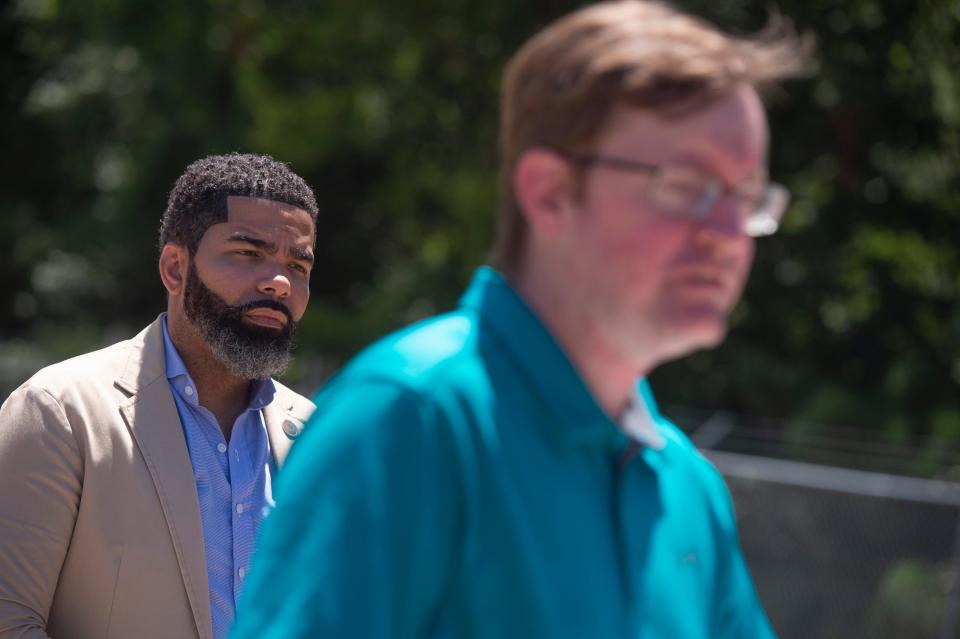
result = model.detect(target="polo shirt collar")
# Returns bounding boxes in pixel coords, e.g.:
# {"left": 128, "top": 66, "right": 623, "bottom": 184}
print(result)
{"left": 160, "top": 314, "right": 276, "bottom": 411}
{"left": 460, "top": 266, "right": 664, "bottom": 452}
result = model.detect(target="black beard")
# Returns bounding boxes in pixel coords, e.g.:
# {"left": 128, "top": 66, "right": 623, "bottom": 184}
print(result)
{"left": 183, "top": 264, "right": 297, "bottom": 380}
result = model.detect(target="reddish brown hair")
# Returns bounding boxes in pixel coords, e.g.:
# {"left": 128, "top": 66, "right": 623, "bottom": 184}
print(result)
{"left": 492, "top": 0, "right": 814, "bottom": 272}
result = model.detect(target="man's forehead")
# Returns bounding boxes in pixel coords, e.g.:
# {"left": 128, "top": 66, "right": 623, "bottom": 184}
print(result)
{"left": 217, "top": 195, "right": 315, "bottom": 242}
{"left": 603, "top": 86, "right": 769, "bottom": 175}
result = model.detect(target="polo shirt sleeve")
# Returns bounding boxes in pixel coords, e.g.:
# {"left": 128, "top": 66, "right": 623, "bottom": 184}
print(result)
{"left": 232, "top": 378, "right": 464, "bottom": 639}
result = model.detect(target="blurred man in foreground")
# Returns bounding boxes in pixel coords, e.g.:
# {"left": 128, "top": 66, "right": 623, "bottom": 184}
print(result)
{"left": 0, "top": 153, "right": 317, "bottom": 639}
{"left": 235, "top": 2, "right": 811, "bottom": 637}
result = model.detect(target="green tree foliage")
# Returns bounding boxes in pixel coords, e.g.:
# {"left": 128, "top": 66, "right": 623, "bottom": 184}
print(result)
{"left": 1, "top": 0, "right": 957, "bottom": 475}
{"left": 867, "top": 559, "right": 948, "bottom": 638}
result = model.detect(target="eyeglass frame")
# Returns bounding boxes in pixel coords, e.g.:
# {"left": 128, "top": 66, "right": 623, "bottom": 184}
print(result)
{"left": 556, "top": 150, "right": 790, "bottom": 238}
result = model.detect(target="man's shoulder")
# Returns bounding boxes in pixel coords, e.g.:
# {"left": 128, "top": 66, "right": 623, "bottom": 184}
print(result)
{"left": 335, "top": 309, "right": 486, "bottom": 394}
{"left": 0, "top": 328, "right": 151, "bottom": 439}
{"left": 17, "top": 337, "right": 135, "bottom": 396}
{"left": 8, "top": 321, "right": 160, "bottom": 402}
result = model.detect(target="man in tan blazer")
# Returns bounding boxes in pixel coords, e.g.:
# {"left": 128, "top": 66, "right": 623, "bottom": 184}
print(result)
{"left": 0, "top": 153, "right": 318, "bottom": 639}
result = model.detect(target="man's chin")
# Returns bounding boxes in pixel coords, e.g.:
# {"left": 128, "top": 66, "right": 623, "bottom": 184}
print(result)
{"left": 661, "top": 310, "right": 730, "bottom": 356}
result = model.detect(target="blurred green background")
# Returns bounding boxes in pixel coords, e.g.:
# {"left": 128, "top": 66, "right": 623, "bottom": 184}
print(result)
{"left": 1, "top": 0, "right": 958, "bottom": 477}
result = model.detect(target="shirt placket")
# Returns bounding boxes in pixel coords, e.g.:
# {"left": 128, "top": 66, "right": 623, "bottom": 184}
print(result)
{"left": 613, "top": 440, "right": 641, "bottom": 638}
{"left": 618, "top": 444, "right": 675, "bottom": 639}
{"left": 230, "top": 416, "right": 250, "bottom": 599}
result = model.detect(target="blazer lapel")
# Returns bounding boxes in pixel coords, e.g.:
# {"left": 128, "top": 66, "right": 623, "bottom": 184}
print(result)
{"left": 116, "top": 319, "right": 213, "bottom": 639}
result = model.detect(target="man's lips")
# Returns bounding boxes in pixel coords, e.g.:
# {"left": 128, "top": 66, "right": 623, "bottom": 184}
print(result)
{"left": 671, "top": 267, "right": 737, "bottom": 301}
{"left": 679, "top": 274, "right": 726, "bottom": 289}
{"left": 243, "top": 308, "right": 289, "bottom": 329}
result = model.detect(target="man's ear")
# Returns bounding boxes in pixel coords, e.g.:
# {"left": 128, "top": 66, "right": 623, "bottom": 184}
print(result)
{"left": 158, "top": 243, "right": 189, "bottom": 296}
{"left": 513, "top": 147, "right": 576, "bottom": 240}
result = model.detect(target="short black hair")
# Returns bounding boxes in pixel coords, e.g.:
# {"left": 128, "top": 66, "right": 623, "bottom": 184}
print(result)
{"left": 159, "top": 153, "right": 318, "bottom": 253}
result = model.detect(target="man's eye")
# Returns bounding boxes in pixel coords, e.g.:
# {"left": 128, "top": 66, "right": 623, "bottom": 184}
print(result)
{"left": 650, "top": 178, "right": 704, "bottom": 208}
{"left": 289, "top": 263, "right": 308, "bottom": 274}
{"left": 660, "top": 168, "right": 708, "bottom": 190}
{"left": 663, "top": 180, "right": 704, "bottom": 196}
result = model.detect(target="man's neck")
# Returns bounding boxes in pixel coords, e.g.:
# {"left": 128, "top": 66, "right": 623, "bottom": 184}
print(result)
{"left": 507, "top": 265, "right": 651, "bottom": 422}
{"left": 166, "top": 315, "right": 252, "bottom": 440}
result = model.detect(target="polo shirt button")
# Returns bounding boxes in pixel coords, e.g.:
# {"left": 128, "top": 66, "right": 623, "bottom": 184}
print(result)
{"left": 184, "top": 386, "right": 194, "bottom": 397}
{"left": 236, "top": 503, "right": 244, "bottom": 515}
{"left": 217, "top": 443, "right": 227, "bottom": 454}
{"left": 238, "top": 567, "right": 246, "bottom": 580}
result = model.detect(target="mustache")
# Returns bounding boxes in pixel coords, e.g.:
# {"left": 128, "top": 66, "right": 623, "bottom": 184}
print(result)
{"left": 233, "top": 299, "right": 295, "bottom": 325}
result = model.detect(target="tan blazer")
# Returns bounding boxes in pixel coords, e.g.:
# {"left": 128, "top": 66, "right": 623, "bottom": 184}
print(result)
{"left": 0, "top": 317, "right": 316, "bottom": 639}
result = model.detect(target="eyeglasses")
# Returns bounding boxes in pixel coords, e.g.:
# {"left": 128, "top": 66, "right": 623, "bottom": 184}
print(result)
{"left": 563, "top": 152, "right": 790, "bottom": 237}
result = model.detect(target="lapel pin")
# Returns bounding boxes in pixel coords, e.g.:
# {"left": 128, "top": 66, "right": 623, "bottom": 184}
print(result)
{"left": 281, "top": 419, "right": 303, "bottom": 439}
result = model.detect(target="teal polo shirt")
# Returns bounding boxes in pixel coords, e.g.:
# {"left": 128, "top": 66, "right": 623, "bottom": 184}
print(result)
{"left": 233, "top": 267, "right": 775, "bottom": 639}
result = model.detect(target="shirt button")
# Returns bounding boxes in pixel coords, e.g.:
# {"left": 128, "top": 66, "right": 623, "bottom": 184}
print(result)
{"left": 238, "top": 567, "right": 246, "bottom": 580}
{"left": 236, "top": 503, "right": 244, "bottom": 515}
{"left": 217, "top": 443, "right": 227, "bottom": 454}
{"left": 184, "top": 386, "right": 194, "bottom": 397}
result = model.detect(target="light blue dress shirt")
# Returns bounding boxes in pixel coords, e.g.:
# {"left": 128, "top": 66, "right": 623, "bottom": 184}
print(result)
{"left": 162, "top": 317, "right": 276, "bottom": 639}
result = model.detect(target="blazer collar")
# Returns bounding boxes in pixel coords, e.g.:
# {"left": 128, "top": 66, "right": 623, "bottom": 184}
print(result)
{"left": 114, "top": 317, "right": 167, "bottom": 397}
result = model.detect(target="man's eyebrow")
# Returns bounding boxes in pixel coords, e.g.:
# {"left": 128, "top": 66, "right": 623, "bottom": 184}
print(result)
{"left": 225, "top": 232, "right": 313, "bottom": 264}
{"left": 290, "top": 247, "right": 315, "bottom": 264}
{"left": 226, "top": 233, "right": 276, "bottom": 252}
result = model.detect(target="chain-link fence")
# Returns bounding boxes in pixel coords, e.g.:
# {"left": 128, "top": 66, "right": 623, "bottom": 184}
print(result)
{"left": 670, "top": 407, "right": 960, "bottom": 639}
{"left": 706, "top": 449, "right": 960, "bottom": 639}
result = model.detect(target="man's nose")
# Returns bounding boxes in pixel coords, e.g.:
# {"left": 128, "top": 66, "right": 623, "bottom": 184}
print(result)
{"left": 257, "top": 269, "right": 292, "bottom": 299}
{"left": 696, "top": 194, "right": 749, "bottom": 240}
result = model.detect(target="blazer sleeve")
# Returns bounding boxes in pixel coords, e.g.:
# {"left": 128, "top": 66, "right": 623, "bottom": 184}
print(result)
{"left": 0, "top": 383, "right": 83, "bottom": 639}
